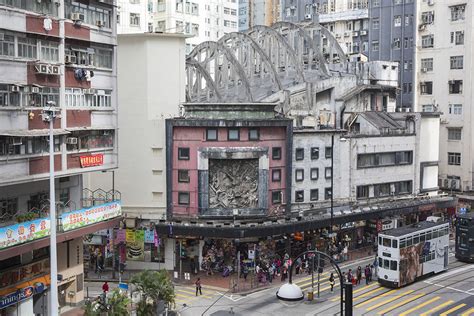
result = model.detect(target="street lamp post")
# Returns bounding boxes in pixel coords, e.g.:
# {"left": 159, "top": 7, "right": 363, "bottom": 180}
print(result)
{"left": 330, "top": 133, "right": 334, "bottom": 236}
{"left": 43, "top": 103, "right": 59, "bottom": 316}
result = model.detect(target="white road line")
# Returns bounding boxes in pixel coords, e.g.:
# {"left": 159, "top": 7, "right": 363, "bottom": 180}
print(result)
{"left": 429, "top": 265, "right": 474, "bottom": 281}
{"left": 423, "top": 281, "right": 474, "bottom": 296}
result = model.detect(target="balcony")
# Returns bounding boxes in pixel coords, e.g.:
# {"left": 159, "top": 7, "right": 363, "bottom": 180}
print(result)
{"left": 0, "top": 200, "right": 122, "bottom": 254}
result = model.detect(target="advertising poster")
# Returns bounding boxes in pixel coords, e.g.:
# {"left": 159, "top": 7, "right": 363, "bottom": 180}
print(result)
{"left": 127, "top": 230, "right": 144, "bottom": 261}
{"left": 144, "top": 230, "right": 154, "bottom": 244}
{"left": 0, "top": 218, "right": 50, "bottom": 250}
{"left": 61, "top": 201, "right": 121, "bottom": 231}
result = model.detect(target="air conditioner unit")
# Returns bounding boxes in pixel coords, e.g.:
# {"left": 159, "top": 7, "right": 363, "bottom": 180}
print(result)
{"left": 34, "top": 64, "right": 48, "bottom": 74}
{"left": 290, "top": 6, "right": 296, "bottom": 10}
{"left": 66, "top": 137, "right": 78, "bottom": 145}
{"left": 418, "top": 24, "right": 426, "bottom": 31}
{"left": 10, "top": 86, "right": 20, "bottom": 93}
{"left": 344, "top": 32, "right": 351, "bottom": 37}
{"left": 96, "top": 20, "right": 105, "bottom": 27}
{"left": 31, "top": 87, "right": 41, "bottom": 94}
{"left": 305, "top": 14, "right": 312, "bottom": 20}
{"left": 70, "top": 12, "right": 85, "bottom": 22}
{"left": 65, "top": 54, "right": 76, "bottom": 64}
{"left": 421, "top": 67, "right": 428, "bottom": 72}
{"left": 51, "top": 65, "right": 60, "bottom": 75}
{"left": 23, "top": 86, "right": 30, "bottom": 93}
{"left": 0, "top": 33, "right": 4, "bottom": 41}
{"left": 352, "top": 31, "right": 359, "bottom": 37}
{"left": 427, "top": 0, "right": 434, "bottom": 6}
{"left": 83, "top": 88, "right": 96, "bottom": 95}
{"left": 335, "top": 33, "right": 341, "bottom": 38}
{"left": 360, "top": 30, "right": 367, "bottom": 36}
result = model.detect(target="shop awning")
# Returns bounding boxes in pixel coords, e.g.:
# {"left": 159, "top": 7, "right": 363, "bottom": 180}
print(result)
{"left": 0, "top": 275, "right": 50, "bottom": 297}
{"left": 0, "top": 129, "right": 70, "bottom": 137}
{"left": 66, "top": 126, "right": 115, "bottom": 132}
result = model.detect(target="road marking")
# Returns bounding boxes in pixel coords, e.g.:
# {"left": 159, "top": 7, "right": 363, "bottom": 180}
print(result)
{"left": 398, "top": 296, "right": 440, "bottom": 316}
{"left": 354, "top": 286, "right": 387, "bottom": 301}
{"left": 354, "top": 289, "right": 399, "bottom": 308}
{"left": 366, "top": 290, "right": 415, "bottom": 312}
{"left": 215, "top": 292, "right": 246, "bottom": 302}
{"left": 376, "top": 293, "right": 425, "bottom": 315}
{"left": 423, "top": 281, "right": 474, "bottom": 296}
{"left": 420, "top": 300, "right": 454, "bottom": 316}
{"left": 461, "top": 308, "right": 474, "bottom": 316}
{"left": 430, "top": 265, "right": 474, "bottom": 281}
{"left": 331, "top": 283, "right": 378, "bottom": 302}
{"left": 176, "top": 289, "right": 213, "bottom": 298}
{"left": 440, "top": 304, "right": 467, "bottom": 316}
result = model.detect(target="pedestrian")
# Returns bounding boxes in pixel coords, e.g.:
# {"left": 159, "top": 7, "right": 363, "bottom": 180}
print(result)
{"left": 195, "top": 278, "right": 202, "bottom": 296}
{"left": 370, "top": 264, "right": 375, "bottom": 280}
{"left": 343, "top": 246, "right": 348, "bottom": 261}
{"left": 347, "top": 269, "right": 353, "bottom": 283}
{"left": 364, "top": 265, "right": 370, "bottom": 285}
{"left": 329, "top": 273, "right": 335, "bottom": 292}
{"left": 102, "top": 281, "right": 109, "bottom": 294}
{"left": 356, "top": 266, "right": 362, "bottom": 285}
{"left": 268, "top": 264, "right": 274, "bottom": 283}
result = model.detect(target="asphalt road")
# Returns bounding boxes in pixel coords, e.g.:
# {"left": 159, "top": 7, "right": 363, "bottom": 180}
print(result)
{"left": 181, "top": 250, "right": 474, "bottom": 316}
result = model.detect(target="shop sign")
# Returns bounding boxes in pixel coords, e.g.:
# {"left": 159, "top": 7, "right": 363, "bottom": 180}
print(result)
{"left": 80, "top": 154, "right": 104, "bottom": 168}
{"left": 376, "top": 220, "right": 382, "bottom": 233}
{"left": 126, "top": 230, "right": 145, "bottom": 261}
{"left": 125, "top": 229, "right": 135, "bottom": 242}
{"left": 248, "top": 250, "right": 255, "bottom": 260}
{"left": 115, "top": 229, "right": 126, "bottom": 243}
{"left": 0, "top": 286, "right": 34, "bottom": 309}
{"left": 61, "top": 201, "right": 121, "bottom": 232}
{"left": 0, "top": 218, "right": 50, "bottom": 250}
{"left": 144, "top": 230, "right": 154, "bottom": 244}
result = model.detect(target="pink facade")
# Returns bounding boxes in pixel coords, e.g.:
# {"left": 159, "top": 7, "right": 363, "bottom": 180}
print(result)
{"left": 170, "top": 125, "right": 290, "bottom": 218}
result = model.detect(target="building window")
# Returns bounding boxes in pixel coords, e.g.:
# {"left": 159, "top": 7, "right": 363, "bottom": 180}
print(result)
{"left": 393, "top": 38, "right": 401, "bottom": 49}
{"left": 450, "top": 56, "right": 464, "bottom": 69}
{"left": 325, "top": 188, "right": 332, "bottom": 200}
{"left": 420, "top": 81, "right": 433, "bottom": 95}
{"left": 405, "top": 14, "right": 413, "bottom": 26}
{"left": 448, "top": 128, "right": 462, "bottom": 141}
{"left": 295, "top": 148, "right": 304, "bottom": 160}
{"left": 403, "top": 60, "right": 412, "bottom": 71}
{"left": 421, "top": 35, "right": 434, "bottom": 48}
{"left": 272, "top": 147, "right": 282, "bottom": 160}
{"left": 295, "top": 190, "right": 304, "bottom": 202}
{"left": 178, "top": 147, "right": 190, "bottom": 160}
{"left": 178, "top": 192, "right": 190, "bottom": 205}
{"left": 130, "top": 13, "right": 140, "bottom": 26}
{"left": 0, "top": 197, "right": 18, "bottom": 221}
{"left": 206, "top": 128, "right": 218, "bottom": 141}
{"left": 18, "top": 37, "right": 37, "bottom": 59}
{"left": 451, "top": 31, "right": 464, "bottom": 45}
{"left": 448, "top": 152, "right": 461, "bottom": 165}
{"left": 272, "top": 191, "right": 282, "bottom": 204}
{"left": 394, "top": 15, "right": 401, "bottom": 27}
{"left": 0, "top": 34, "right": 14, "bottom": 57}
{"left": 325, "top": 147, "right": 332, "bottom": 159}
{"left": 357, "top": 151, "right": 413, "bottom": 168}
{"left": 272, "top": 169, "right": 281, "bottom": 182}
{"left": 228, "top": 128, "right": 240, "bottom": 140}
{"left": 421, "top": 58, "right": 433, "bottom": 71}
{"left": 372, "top": 18, "right": 379, "bottom": 29}
{"left": 421, "top": 11, "right": 435, "bottom": 24}
{"left": 449, "top": 104, "right": 462, "bottom": 115}
{"left": 325, "top": 167, "right": 332, "bottom": 179}
{"left": 450, "top": 5, "right": 466, "bottom": 21}
{"left": 310, "top": 189, "right": 319, "bottom": 201}
{"left": 422, "top": 104, "right": 434, "bottom": 112}
{"left": 372, "top": 40, "right": 379, "bottom": 51}
{"left": 311, "top": 147, "right": 319, "bottom": 160}
{"left": 295, "top": 169, "right": 304, "bottom": 182}
{"left": 356, "top": 186, "right": 369, "bottom": 199}
{"left": 310, "top": 168, "right": 319, "bottom": 180}
{"left": 373, "top": 0, "right": 380, "bottom": 6}
{"left": 449, "top": 80, "right": 463, "bottom": 94}
{"left": 396, "top": 181, "right": 412, "bottom": 195}
{"left": 40, "top": 40, "right": 59, "bottom": 62}
{"left": 248, "top": 128, "right": 259, "bottom": 141}
{"left": 178, "top": 170, "right": 189, "bottom": 183}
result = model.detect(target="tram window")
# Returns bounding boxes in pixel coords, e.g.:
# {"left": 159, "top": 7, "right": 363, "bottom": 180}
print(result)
{"left": 400, "top": 239, "right": 406, "bottom": 248}
{"left": 383, "top": 238, "right": 391, "bottom": 247}
{"left": 444, "top": 227, "right": 449, "bottom": 235}
{"left": 430, "top": 252, "right": 435, "bottom": 260}
{"left": 406, "top": 237, "right": 412, "bottom": 247}
{"left": 432, "top": 230, "right": 439, "bottom": 238}
{"left": 425, "top": 231, "right": 432, "bottom": 240}
{"left": 413, "top": 235, "right": 420, "bottom": 244}
{"left": 383, "top": 259, "right": 389, "bottom": 269}
{"left": 379, "top": 257, "right": 382, "bottom": 267}
{"left": 390, "top": 260, "right": 397, "bottom": 271}
{"left": 419, "top": 233, "right": 425, "bottom": 242}
{"left": 460, "top": 236, "right": 468, "bottom": 247}
{"left": 392, "top": 240, "right": 398, "bottom": 248}
{"left": 379, "top": 236, "right": 382, "bottom": 245}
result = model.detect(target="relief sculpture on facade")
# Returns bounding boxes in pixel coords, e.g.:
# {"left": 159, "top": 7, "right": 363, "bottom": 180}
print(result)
{"left": 209, "top": 159, "right": 259, "bottom": 209}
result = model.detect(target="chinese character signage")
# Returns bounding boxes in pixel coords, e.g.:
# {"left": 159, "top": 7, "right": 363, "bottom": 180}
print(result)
{"left": 115, "top": 229, "right": 126, "bottom": 243}
{"left": 0, "top": 286, "right": 34, "bottom": 309}
{"left": 127, "top": 230, "right": 145, "bottom": 261}
{"left": 0, "top": 218, "right": 50, "bottom": 250}
{"left": 144, "top": 230, "right": 154, "bottom": 244}
{"left": 80, "top": 154, "right": 104, "bottom": 168}
{"left": 61, "top": 201, "right": 121, "bottom": 232}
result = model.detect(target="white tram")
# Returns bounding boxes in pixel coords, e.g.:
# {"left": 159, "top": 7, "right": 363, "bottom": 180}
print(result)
{"left": 377, "top": 218, "right": 450, "bottom": 288}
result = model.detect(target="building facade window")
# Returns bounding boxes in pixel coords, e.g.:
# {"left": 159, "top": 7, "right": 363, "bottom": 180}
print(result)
{"left": 178, "top": 192, "right": 190, "bottom": 205}
{"left": 295, "top": 190, "right": 304, "bottom": 202}
{"left": 450, "top": 5, "right": 466, "bottom": 21}
{"left": 248, "top": 128, "right": 259, "bottom": 141}
{"left": 310, "top": 189, "right": 319, "bottom": 201}
{"left": 311, "top": 147, "right": 319, "bottom": 160}
{"left": 372, "top": 18, "right": 379, "bottom": 29}
{"left": 420, "top": 81, "right": 433, "bottom": 95}
{"left": 272, "top": 169, "right": 281, "bottom": 182}
{"left": 448, "top": 128, "right": 462, "bottom": 141}
{"left": 18, "top": 37, "right": 37, "bottom": 59}
{"left": 272, "top": 191, "right": 282, "bottom": 204}
{"left": 295, "top": 148, "right": 304, "bottom": 160}
{"left": 393, "top": 38, "right": 401, "bottom": 49}
{"left": 421, "top": 11, "right": 435, "bottom": 24}
{"left": 325, "top": 167, "right": 332, "bottom": 179}
{"left": 394, "top": 15, "right": 401, "bottom": 27}
{"left": 451, "top": 31, "right": 464, "bottom": 45}
{"left": 65, "top": 88, "right": 112, "bottom": 108}
{"left": 295, "top": 169, "right": 304, "bottom": 182}
{"left": 178, "top": 170, "right": 189, "bottom": 182}
{"left": 206, "top": 128, "right": 218, "bottom": 141}
{"left": 310, "top": 168, "right": 319, "bottom": 180}
{"left": 357, "top": 151, "right": 413, "bottom": 168}
{"left": 67, "top": 2, "right": 112, "bottom": 28}
{"left": 449, "top": 104, "right": 462, "bottom": 115}
{"left": 40, "top": 40, "right": 59, "bottom": 62}
{"left": 421, "top": 35, "right": 434, "bottom": 48}
{"left": 450, "top": 56, "right": 464, "bottom": 69}
{"left": 178, "top": 147, "right": 190, "bottom": 160}
{"left": 449, "top": 80, "right": 463, "bottom": 94}
{"left": 372, "top": 40, "right": 379, "bottom": 51}
{"left": 448, "top": 152, "right": 461, "bottom": 165}
{"left": 325, "top": 188, "right": 332, "bottom": 200}
{"left": 0, "top": 197, "right": 18, "bottom": 221}
{"left": 325, "top": 147, "right": 332, "bottom": 159}
{"left": 272, "top": 147, "right": 282, "bottom": 160}
{"left": 228, "top": 128, "right": 240, "bottom": 140}
{"left": 0, "top": 34, "right": 14, "bottom": 57}
{"left": 421, "top": 58, "right": 433, "bottom": 71}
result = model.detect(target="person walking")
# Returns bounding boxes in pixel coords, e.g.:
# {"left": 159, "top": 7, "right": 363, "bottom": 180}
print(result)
{"left": 364, "top": 265, "right": 370, "bottom": 285}
{"left": 102, "top": 281, "right": 109, "bottom": 294}
{"left": 195, "top": 278, "right": 202, "bottom": 296}
{"left": 329, "top": 273, "right": 335, "bottom": 292}
{"left": 356, "top": 266, "right": 362, "bottom": 285}
{"left": 347, "top": 269, "right": 353, "bottom": 283}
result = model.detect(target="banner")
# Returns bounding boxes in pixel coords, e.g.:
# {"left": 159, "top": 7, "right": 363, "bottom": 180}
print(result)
{"left": 0, "top": 286, "right": 34, "bottom": 309}
{"left": 115, "top": 229, "right": 126, "bottom": 243}
{"left": 0, "top": 218, "right": 50, "bottom": 250}
{"left": 80, "top": 154, "right": 104, "bottom": 168}
{"left": 127, "top": 230, "right": 144, "bottom": 261}
{"left": 144, "top": 230, "right": 154, "bottom": 244}
{"left": 61, "top": 201, "right": 121, "bottom": 231}
{"left": 125, "top": 229, "right": 135, "bottom": 243}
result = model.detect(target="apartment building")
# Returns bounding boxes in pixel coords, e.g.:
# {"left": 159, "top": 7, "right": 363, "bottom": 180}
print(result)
{"left": 0, "top": 0, "right": 120, "bottom": 314}
{"left": 281, "top": 0, "right": 369, "bottom": 56}
{"left": 238, "top": 0, "right": 280, "bottom": 31}
{"left": 149, "top": 0, "right": 238, "bottom": 53}
{"left": 117, "top": 0, "right": 150, "bottom": 33}
{"left": 415, "top": 1, "right": 473, "bottom": 192}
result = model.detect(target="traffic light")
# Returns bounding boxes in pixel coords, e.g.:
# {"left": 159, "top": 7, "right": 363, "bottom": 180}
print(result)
{"left": 180, "top": 240, "right": 187, "bottom": 258}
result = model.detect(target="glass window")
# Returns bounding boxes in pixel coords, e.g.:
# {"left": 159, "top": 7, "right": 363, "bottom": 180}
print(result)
{"left": 272, "top": 169, "right": 281, "bottom": 182}
{"left": 248, "top": 128, "right": 259, "bottom": 141}
{"left": 272, "top": 191, "right": 281, "bottom": 204}
{"left": 378, "top": 236, "right": 382, "bottom": 245}
{"left": 311, "top": 147, "right": 319, "bottom": 160}
{"left": 228, "top": 128, "right": 239, "bottom": 140}
{"left": 390, "top": 260, "right": 397, "bottom": 271}
{"left": 272, "top": 147, "right": 281, "bottom": 160}
{"left": 178, "top": 170, "right": 189, "bottom": 183}
{"left": 425, "top": 231, "right": 432, "bottom": 240}
{"left": 295, "top": 148, "right": 304, "bottom": 160}
{"left": 383, "top": 238, "right": 391, "bottom": 247}
{"left": 178, "top": 147, "right": 190, "bottom": 160}
{"left": 400, "top": 239, "right": 406, "bottom": 248}
{"left": 325, "top": 167, "right": 332, "bottom": 179}
{"left": 18, "top": 37, "right": 37, "bottom": 59}
{"left": 178, "top": 192, "right": 189, "bottom": 205}
{"left": 406, "top": 237, "right": 412, "bottom": 247}
{"left": 0, "top": 34, "right": 15, "bottom": 57}
{"left": 392, "top": 240, "right": 398, "bottom": 248}
{"left": 310, "top": 168, "right": 319, "bottom": 180}
{"left": 324, "top": 188, "right": 332, "bottom": 200}
{"left": 378, "top": 257, "right": 382, "bottom": 267}
{"left": 325, "top": 146, "right": 332, "bottom": 158}
{"left": 295, "top": 190, "right": 304, "bottom": 202}
{"left": 419, "top": 233, "right": 425, "bottom": 242}
{"left": 310, "top": 189, "right": 319, "bottom": 201}
{"left": 295, "top": 169, "right": 304, "bottom": 182}
{"left": 413, "top": 235, "right": 420, "bottom": 244}
{"left": 383, "top": 259, "right": 389, "bottom": 269}
{"left": 40, "top": 40, "right": 59, "bottom": 62}
{"left": 206, "top": 128, "right": 218, "bottom": 141}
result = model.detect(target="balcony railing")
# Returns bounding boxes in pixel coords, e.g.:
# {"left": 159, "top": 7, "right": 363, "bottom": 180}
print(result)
{"left": 0, "top": 201, "right": 121, "bottom": 251}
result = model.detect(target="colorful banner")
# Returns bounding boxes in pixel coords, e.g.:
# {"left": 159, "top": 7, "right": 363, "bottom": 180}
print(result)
{"left": 125, "top": 229, "right": 135, "bottom": 243}
{"left": 115, "top": 229, "right": 126, "bottom": 243}
{"left": 144, "top": 230, "right": 154, "bottom": 243}
{"left": 61, "top": 201, "right": 121, "bottom": 232}
{"left": 126, "top": 230, "right": 145, "bottom": 261}
{"left": 0, "top": 286, "right": 34, "bottom": 309}
{"left": 0, "top": 218, "right": 50, "bottom": 250}
{"left": 80, "top": 154, "right": 104, "bottom": 168}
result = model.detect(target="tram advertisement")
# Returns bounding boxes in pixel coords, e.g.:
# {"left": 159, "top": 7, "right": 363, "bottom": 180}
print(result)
{"left": 399, "top": 241, "right": 425, "bottom": 286}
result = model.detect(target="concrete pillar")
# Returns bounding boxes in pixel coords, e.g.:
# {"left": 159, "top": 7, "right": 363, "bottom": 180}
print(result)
{"left": 17, "top": 298, "right": 34, "bottom": 316}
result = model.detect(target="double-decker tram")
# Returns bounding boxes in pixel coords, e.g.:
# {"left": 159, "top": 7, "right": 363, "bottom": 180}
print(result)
{"left": 455, "top": 212, "right": 474, "bottom": 262}
{"left": 377, "top": 218, "right": 450, "bottom": 288}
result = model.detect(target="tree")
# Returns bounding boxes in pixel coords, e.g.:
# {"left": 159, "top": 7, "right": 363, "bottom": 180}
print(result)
{"left": 108, "top": 289, "right": 130, "bottom": 316}
{"left": 130, "top": 270, "right": 176, "bottom": 314}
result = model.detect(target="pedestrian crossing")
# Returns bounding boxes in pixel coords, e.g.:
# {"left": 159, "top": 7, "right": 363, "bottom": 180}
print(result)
{"left": 173, "top": 285, "right": 218, "bottom": 308}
